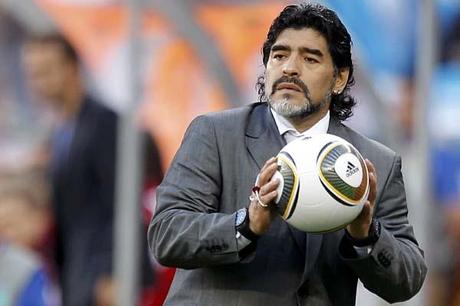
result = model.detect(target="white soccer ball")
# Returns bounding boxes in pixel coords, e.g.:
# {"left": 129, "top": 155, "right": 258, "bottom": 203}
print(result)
{"left": 274, "top": 134, "right": 369, "bottom": 233}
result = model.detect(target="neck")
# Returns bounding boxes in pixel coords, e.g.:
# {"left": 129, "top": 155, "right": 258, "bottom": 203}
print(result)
{"left": 56, "top": 81, "right": 84, "bottom": 120}
{"left": 286, "top": 107, "right": 329, "bottom": 133}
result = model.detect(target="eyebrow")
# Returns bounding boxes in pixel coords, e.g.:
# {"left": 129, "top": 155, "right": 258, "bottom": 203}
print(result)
{"left": 271, "top": 44, "right": 324, "bottom": 57}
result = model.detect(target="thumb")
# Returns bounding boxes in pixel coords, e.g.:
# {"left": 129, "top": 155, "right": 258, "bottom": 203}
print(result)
{"left": 357, "top": 201, "right": 372, "bottom": 223}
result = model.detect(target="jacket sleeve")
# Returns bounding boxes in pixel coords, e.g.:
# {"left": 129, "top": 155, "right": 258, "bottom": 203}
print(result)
{"left": 147, "top": 115, "right": 241, "bottom": 269}
{"left": 339, "top": 155, "right": 427, "bottom": 303}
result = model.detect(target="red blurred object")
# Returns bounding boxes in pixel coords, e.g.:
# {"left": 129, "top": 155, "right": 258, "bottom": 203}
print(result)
{"left": 140, "top": 268, "right": 175, "bottom": 306}
{"left": 140, "top": 181, "right": 175, "bottom": 306}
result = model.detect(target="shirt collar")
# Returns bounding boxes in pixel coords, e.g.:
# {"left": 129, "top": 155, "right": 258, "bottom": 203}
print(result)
{"left": 270, "top": 107, "right": 330, "bottom": 137}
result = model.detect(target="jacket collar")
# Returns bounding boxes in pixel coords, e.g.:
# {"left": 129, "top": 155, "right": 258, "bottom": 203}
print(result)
{"left": 327, "top": 116, "right": 350, "bottom": 140}
{"left": 246, "top": 104, "right": 350, "bottom": 168}
{"left": 245, "top": 103, "right": 286, "bottom": 169}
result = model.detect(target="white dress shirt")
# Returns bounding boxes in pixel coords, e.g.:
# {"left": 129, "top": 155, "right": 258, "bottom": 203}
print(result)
{"left": 270, "top": 108, "right": 330, "bottom": 142}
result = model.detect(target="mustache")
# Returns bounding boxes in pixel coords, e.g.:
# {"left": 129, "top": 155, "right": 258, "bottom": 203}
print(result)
{"left": 271, "top": 76, "right": 310, "bottom": 98}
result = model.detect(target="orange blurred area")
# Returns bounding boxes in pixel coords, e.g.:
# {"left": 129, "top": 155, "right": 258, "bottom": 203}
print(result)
{"left": 36, "top": 0, "right": 284, "bottom": 168}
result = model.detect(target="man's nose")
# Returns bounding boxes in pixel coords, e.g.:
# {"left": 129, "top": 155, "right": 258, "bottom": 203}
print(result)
{"left": 282, "top": 57, "right": 300, "bottom": 77}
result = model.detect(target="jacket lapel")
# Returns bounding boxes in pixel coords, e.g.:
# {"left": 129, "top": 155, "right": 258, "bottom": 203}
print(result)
{"left": 245, "top": 104, "right": 286, "bottom": 169}
{"left": 245, "top": 104, "right": 310, "bottom": 266}
{"left": 327, "top": 117, "right": 349, "bottom": 140}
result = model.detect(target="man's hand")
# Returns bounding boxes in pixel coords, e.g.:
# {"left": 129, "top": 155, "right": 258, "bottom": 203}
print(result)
{"left": 248, "top": 157, "right": 280, "bottom": 235}
{"left": 94, "top": 276, "right": 115, "bottom": 306}
{"left": 346, "top": 159, "right": 378, "bottom": 239}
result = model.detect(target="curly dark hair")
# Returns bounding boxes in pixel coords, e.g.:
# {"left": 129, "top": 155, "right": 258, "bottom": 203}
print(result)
{"left": 256, "top": 3, "right": 356, "bottom": 121}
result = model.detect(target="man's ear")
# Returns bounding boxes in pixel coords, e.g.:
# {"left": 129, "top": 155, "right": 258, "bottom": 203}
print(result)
{"left": 333, "top": 67, "right": 350, "bottom": 94}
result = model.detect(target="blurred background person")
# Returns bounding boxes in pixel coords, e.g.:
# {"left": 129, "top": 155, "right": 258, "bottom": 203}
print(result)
{"left": 0, "top": 169, "right": 58, "bottom": 306}
{"left": 20, "top": 32, "right": 163, "bottom": 306}
{"left": 21, "top": 32, "right": 118, "bottom": 306}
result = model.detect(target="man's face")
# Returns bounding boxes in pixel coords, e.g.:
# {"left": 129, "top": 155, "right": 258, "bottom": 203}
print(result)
{"left": 22, "top": 43, "right": 75, "bottom": 105}
{"left": 265, "top": 28, "right": 341, "bottom": 119}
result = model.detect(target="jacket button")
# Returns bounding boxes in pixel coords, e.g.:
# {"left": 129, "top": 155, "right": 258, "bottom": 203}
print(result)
{"left": 377, "top": 251, "right": 391, "bottom": 268}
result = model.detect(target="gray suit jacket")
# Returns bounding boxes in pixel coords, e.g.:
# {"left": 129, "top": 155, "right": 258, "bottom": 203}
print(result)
{"left": 148, "top": 103, "right": 427, "bottom": 306}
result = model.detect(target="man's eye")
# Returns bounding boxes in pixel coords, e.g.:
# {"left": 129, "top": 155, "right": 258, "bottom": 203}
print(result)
{"left": 305, "top": 57, "right": 318, "bottom": 64}
{"left": 273, "top": 54, "right": 285, "bottom": 60}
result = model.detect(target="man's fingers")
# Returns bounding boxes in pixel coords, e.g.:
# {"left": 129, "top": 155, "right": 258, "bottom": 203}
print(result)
{"left": 260, "top": 190, "right": 278, "bottom": 207}
{"left": 251, "top": 157, "right": 280, "bottom": 210}
{"left": 259, "top": 177, "right": 279, "bottom": 199}
{"left": 358, "top": 201, "right": 371, "bottom": 221}
{"left": 365, "top": 159, "right": 376, "bottom": 175}
{"left": 368, "top": 172, "right": 377, "bottom": 204}
{"left": 365, "top": 159, "right": 378, "bottom": 205}
{"left": 260, "top": 157, "right": 277, "bottom": 173}
{"left": 258, "top": 161, "right": 278, "bottom": 186}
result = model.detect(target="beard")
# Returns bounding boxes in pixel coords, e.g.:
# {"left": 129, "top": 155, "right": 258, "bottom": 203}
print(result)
{"left": 268, "top": 76, "right": 332, "bottom": 119}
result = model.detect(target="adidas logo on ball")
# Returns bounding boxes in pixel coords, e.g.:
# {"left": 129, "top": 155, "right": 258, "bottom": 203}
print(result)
{"left": 273, "top": 134, "right": 370, "bottom": 233}
{"left": 346, "top": 162, "right": 359, "bottom": 177}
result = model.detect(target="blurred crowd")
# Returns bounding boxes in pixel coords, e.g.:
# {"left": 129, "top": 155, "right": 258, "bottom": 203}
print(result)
{"left": 0, "top": 1, "right": 459, "bottom": 305}
{"left": 0, "top": 9, "right": 171, "bottom": 306}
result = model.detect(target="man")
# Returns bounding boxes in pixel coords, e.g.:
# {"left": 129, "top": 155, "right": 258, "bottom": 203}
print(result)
{"left": 148, "top": 3, "right": 427, "bottom": 305}
{"left": 21, "top": 33, "right": 119, "bottom": 306}
{"left": 22, "top": 33, "right": 162, "bottom": 306}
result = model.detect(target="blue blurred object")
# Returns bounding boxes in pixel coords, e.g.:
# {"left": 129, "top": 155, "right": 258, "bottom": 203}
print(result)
{"left": 430, "top": 64, "right": 460, "bottom": 141}
{"left": 17, "top": 269, "right": 53, "bottom": 306}
{"left": 325, "top": 0, "right": 417, "bottom": 77}
{"left": 432, "top": 144, "right": 460, "bottom": 206}
{"left": 437, "top": 0, "right": 460, "bottom": 34}
{"left": 430, "top": 64, "right": 460, "bottom": 205}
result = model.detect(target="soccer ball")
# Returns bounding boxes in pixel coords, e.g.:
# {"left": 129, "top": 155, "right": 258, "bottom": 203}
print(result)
{"left": 273, "top": 134, "right": 369, "bottom": 233}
